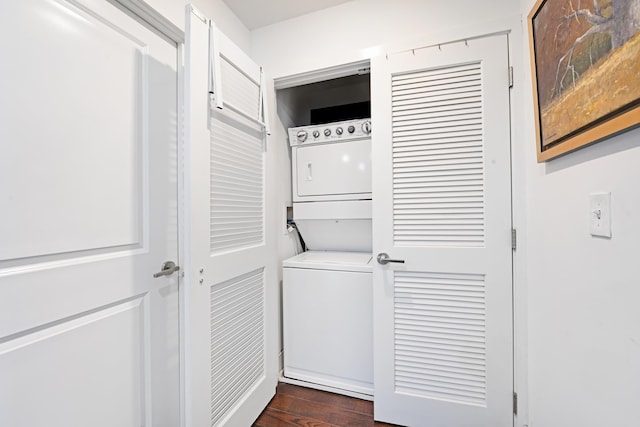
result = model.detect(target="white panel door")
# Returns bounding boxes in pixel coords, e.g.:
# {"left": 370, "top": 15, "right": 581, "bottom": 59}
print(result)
{"left": 185, "top": 7, "right": 277, "bottom": 427}
{"left": 0, "top": 1, "right": 179, "bottom": 426}
{"left": 372, "top": 34, "right": 513, "bottom": 426}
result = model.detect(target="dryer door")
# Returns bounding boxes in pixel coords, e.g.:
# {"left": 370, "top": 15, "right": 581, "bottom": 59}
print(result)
{"left": 293, "top": 139, "right": 371, "bottom": 201}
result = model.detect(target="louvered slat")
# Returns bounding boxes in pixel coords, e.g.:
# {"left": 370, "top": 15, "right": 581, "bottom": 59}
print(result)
{"left": 220, "top": 56, "right": 260, "bottom": 119}
{"left": 210, "top": 108, "right": 264, "bottom": 253}
{"left": 210, "top": 269, "right": 265, "bottom": 426}
{"left": 393, "top": 98, "right": 482, "bottom": 114}
{"left": 210, "top": 53, "right": 264, "bottom": 260}
{"left": 392, "top": 62, "right": 484, "bottom": 247}
{"left": 392, "top": 63, "right": 482, "bottom": 83}
{"left": 393, "top": 104, "right": 481, "bottom": 120}
{"left": 394, "top": 271, "right": 486, "bottom": 406}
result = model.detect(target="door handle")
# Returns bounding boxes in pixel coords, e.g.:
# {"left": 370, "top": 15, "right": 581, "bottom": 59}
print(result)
{"left": 153, "top": 260, "right": 180, "bottom": 278}
{"left": 307, "top": 162, "right": 312, "bottom": 181}
{"left": 377, "top": 253, "right": 405, "bottom": 265}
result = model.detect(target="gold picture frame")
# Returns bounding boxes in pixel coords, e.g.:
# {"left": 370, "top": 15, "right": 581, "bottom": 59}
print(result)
{"left": 528, "top": 0, "right": 640, "bottom": 162}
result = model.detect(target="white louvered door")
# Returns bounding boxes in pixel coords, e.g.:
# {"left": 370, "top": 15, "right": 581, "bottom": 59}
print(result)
{"left": 371, "top": 34, "right": 513, "bottom": 426}
{"left": 185, "top": 7, "right": 276, "bottom": 427}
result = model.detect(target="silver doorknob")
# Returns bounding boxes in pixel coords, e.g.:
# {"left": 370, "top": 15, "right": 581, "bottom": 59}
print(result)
{"left": 377, "top": 253, "right": 405, "bottom": 265}
{"left": 153, "top": 261, "right": 180, "bottom": 278}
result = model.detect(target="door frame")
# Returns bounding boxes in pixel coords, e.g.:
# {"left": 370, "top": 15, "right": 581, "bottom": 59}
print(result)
{"left": 105, "top": 2, "right": 187, "bottom": 426}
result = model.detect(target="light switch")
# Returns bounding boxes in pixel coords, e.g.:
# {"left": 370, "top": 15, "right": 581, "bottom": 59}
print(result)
{"left": 589, "top": 192, "right": 611, "bottom": 238}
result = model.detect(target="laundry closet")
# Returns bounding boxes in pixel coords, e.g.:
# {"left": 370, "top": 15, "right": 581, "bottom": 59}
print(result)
{"left": 274, "top": 69, "right": 374, "bottom": 399}
{"left": 262, "top": 24, "right": 517, "bottom": 425}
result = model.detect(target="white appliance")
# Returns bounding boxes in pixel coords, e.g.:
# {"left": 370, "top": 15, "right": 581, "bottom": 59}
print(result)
{"left": 291, "top": 118, "right": 371, "bottom": 203}
{"left": 283, "top": 118, "right": 373, "bottom": 398}
{"left": 289, "top": 118, "right": 372, "bottom": 252}
{"left": 283, "top": 252, "right": 373, "bottom": 396}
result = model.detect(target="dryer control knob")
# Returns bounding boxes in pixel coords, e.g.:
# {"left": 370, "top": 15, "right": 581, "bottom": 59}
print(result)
{"left": 313, "top": 130, "right": 320, "bottom": 138}
{"left": 336, "top": 127, "right": 343, "bottom": 135}
{"left": 362, "top": 120, "right": 372, "bottom": 135}
{"left": 296, "top": 130, "right": 308, "bottom": 142}
{"left": 324, "top": 128, "right": 331, "bottom": 137}
{"left": 347, "top": 125, "right": 355, "bottom": 134}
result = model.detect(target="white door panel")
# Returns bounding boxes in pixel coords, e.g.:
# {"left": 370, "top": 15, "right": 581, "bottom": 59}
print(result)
{"left": 185, "top": 7, "right": 277, "bottom": 427}
{"left": 1, "top": 0, "right": 147, "bottom": 260}
{"left": 0, "top": 0, "right": 179, "bottom": 425}
{"left": 0, "top": 298, "right": 147, "bottom": 425}
{"left": 372, "top": 34, "right": 513, "bottom": 426}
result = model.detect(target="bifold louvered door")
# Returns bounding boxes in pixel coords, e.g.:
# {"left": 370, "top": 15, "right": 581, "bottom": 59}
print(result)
{"left": 371, "top": 34, "right": 513, "bottom": 427}
{"left": 185, "top": 7, "right": 277, "bottom": 427}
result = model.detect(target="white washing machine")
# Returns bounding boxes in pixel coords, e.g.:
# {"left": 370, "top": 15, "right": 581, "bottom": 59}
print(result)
{"left": 282, "top": 251, "right": 373, "bottom": 396}
{"left": 283, "top": 118, "right": 373, "bottom": 398}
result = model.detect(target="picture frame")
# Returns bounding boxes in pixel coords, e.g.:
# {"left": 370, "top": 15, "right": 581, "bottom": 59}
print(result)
{"left": 527, "top": 0, "right": 640, "bottom": 162}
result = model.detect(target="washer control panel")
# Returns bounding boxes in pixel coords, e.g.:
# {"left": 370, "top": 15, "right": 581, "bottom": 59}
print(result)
{"left": 289, "top": 118, "right": 371, "bottom": 147}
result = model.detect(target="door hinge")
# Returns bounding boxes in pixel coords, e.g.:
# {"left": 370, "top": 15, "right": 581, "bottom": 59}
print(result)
{"left": 508, "top": 66, "right": 514, "bottom": 88}
{"left": 511, "top": 228, "right": 517, "bottom": 250}
{"left": 513, "top": 391, "right": 518, "bottom": 415}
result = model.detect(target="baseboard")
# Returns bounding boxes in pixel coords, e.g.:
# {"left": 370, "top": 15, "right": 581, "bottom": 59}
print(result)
{"left": 278, "top": 375, "right": 374, "bottom": 401}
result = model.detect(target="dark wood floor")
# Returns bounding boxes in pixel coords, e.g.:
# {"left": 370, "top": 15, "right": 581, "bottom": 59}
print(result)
{"left": 253, "top": 382, "right": 398, "bottom": 427}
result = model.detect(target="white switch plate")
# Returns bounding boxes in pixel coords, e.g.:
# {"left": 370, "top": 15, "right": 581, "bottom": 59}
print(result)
{"left": 589, "top": 192, "right": 611, "bottom": 238}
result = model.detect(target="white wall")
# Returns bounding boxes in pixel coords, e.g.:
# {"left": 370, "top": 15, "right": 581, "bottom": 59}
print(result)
{"left": 144, "top": 0, "right": 250, "bottom": 51}
{"left": 520, "top": 0, "right": 640, "bottom": 426}
{"left": 251, "top": 0, "right": 520, "bottom": 79}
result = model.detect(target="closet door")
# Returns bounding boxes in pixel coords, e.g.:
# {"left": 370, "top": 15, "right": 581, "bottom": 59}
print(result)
{"left": 371, "top": 34, "right": 513, "bottom": 426}
{"left": 185, "top": 6, "right": 276, "bottom": 427}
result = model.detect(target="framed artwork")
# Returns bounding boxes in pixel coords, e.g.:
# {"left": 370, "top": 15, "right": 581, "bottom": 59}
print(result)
{"left": 528, "top": 0, "right": 640, "bottom": 162}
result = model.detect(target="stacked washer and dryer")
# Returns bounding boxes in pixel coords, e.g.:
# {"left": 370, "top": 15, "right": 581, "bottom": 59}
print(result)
{"left": 282, "top": 118, "right": 373, "bottom": 398}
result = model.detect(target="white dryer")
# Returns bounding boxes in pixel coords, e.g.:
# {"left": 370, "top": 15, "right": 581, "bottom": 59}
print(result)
{"left": 291, "top": 118, "right": 372, "bottom": 203}
{"left": 283, "top": 118, "right": 373, "bottom": 398}
{"left": 289, "top": 118, "right": 372, "bottom": 252}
